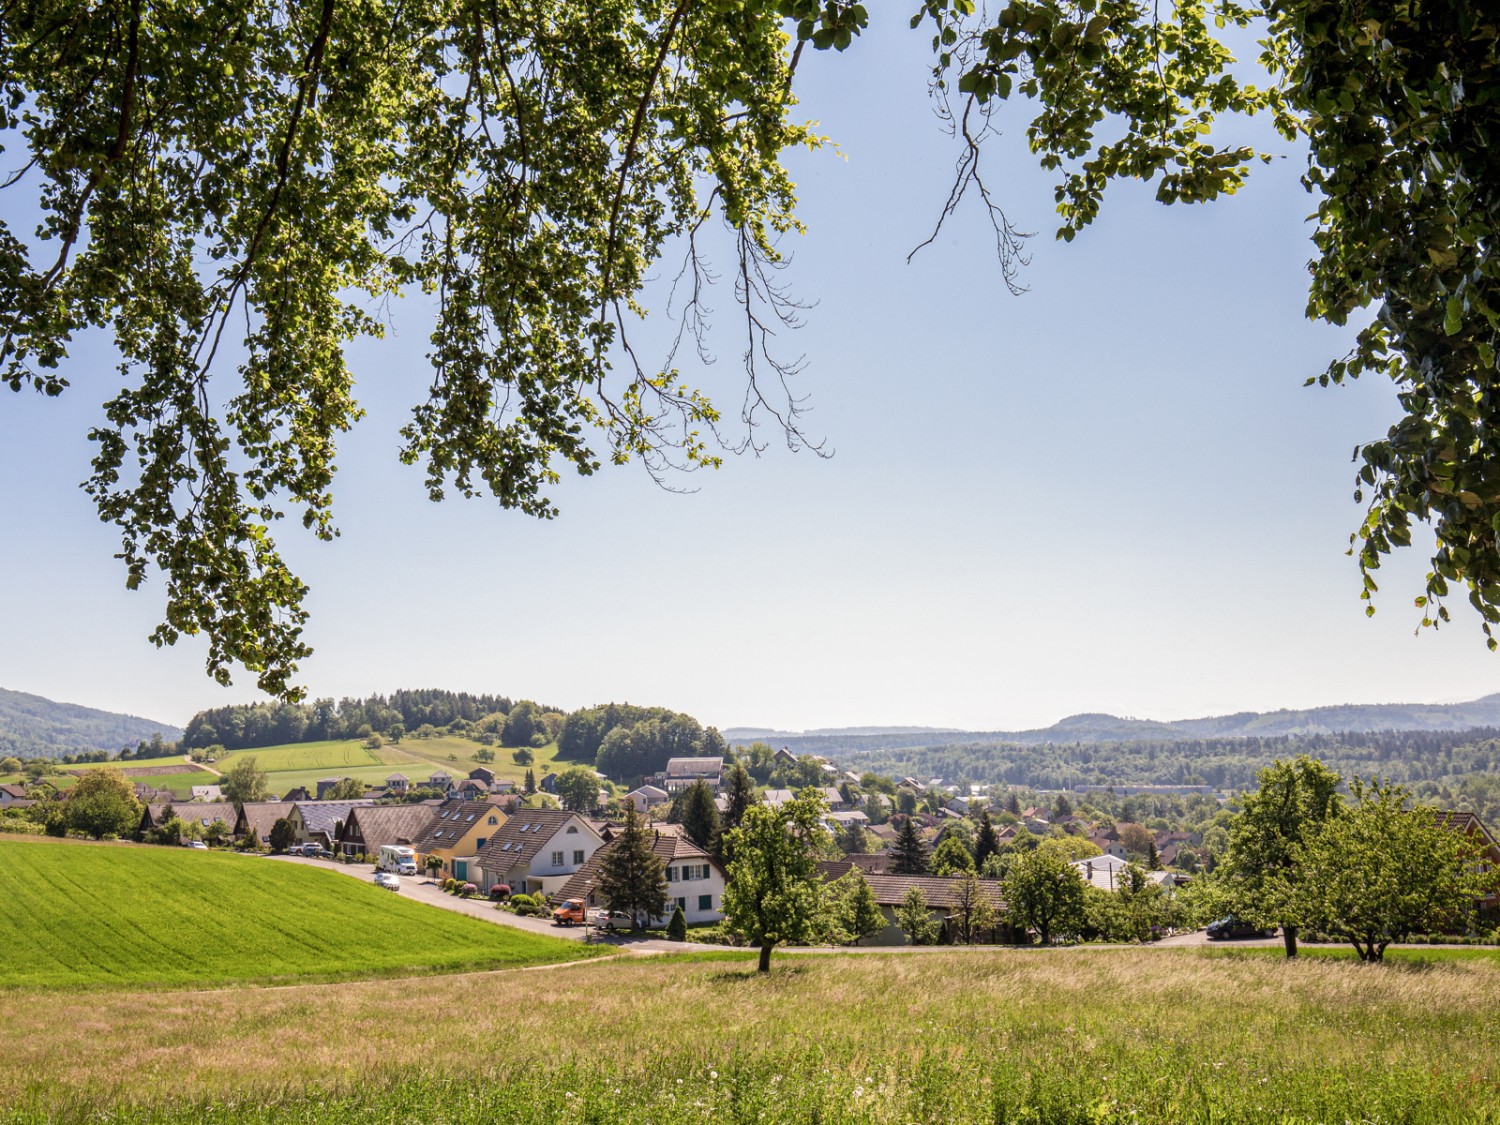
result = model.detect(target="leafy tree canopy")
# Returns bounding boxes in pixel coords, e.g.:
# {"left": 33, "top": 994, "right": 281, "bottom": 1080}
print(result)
{"left": 5, "top": 0, "right": 1499, "bottom": 695}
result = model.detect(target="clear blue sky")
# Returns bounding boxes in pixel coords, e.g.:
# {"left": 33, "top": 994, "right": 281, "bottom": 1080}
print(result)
{"left": 2, "top": 18, "right": 1496, "bottom": 732}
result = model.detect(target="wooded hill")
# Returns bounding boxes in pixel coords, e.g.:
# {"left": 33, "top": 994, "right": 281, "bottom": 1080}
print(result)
{"left": 0, "top": 688, "right": 182, "bottom": 759}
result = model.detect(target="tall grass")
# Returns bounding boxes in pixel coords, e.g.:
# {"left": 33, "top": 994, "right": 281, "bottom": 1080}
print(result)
{"left": 4, "top": 949, "right": 1495, "bottom": 1123}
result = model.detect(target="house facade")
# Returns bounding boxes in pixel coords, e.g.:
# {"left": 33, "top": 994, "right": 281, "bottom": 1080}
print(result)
{"left": 661, "top": 757, "right": 723, "bottom": 793}
{"left": 412, "top": 799, "right": 509, "bottom": 883}
{"left": 286, "top": 800, "right": 373, "bottom": 849}
{"left": 473, "top": 810, "right": 605, "bottom": 896}
{"left": 557, "top": 824, "right": 726, "bottom": 925}
{"left": 339, "top": 803, "right": 439, "bottom": 857}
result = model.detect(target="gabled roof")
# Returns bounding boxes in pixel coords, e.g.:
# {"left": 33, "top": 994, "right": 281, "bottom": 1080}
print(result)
{"left": 235, "top": 801, "right": 295, "bottom": 839}
{"left": 1433, "top": 810, "right": 1500, "bottom": 862}
{"left": 292, "top": 800, "right": 373, "bottom": 838}
{"left": 762, "top": 789, "right": 795, "bottom": 807}
{"left": 145, "top": 801, "right": 234, "bottom": 830}
{"left": 629, "top": 784, "right": 668, "bottom": 799}
{"left": 342, "top": 803, "right": 440, "bottom": 851}
{"left": 475, "top": 809, "right": 598, "bottom": 872}
{"left": 413, "top": 799, "right": 502, "bottom": 852}
{"left": 557, "top": 825, "right": 719, "bottom": 902}
{"left": 1, "top": 783, "right": 31, "bottom": 799}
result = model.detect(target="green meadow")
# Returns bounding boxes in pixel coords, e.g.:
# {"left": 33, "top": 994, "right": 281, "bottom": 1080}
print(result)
{"left": 0, "top": 837, "right": 599, "bottom": 990}
{"left": 2, "top": 944, "right": 1496, "bottom": 1124}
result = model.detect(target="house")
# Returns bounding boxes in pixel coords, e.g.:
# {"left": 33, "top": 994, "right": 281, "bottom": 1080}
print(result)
{"left": 140, "top": 801, "right": 234, "bottom": 837}
{"left": 426, "top": 771, "right": 453, "bottom": 789}
{"left": 286, "top": 800, "right": 373, "bottom": 849}
{"left": 1072, "top": 854, "right": 1136, "bottom": 891}
{"left": 761, "top": 788, "right": 795, "bottom": 808}
{"left": 557, "top": 823, "right": 726, "bottom": 925}
{"left": 1435, "top": 810, "right": 1500, "bottom": 913}
{"left": 314, "top": 777, "right": 343, "bottom": 799}
{"left": 453, "top": 778, "right": 488, "bottom": 800}
{"left": 0, "top": 783, "right": 32, "bottom": 808}
{"left": 539, "top": 772, "right": 559, "bottom": 795}
{"left": 189, "top": 784, "right": 223, "bottom": 802}
{"left": 385, "top": 773, "right": 410, "bottom": 794}
{"left": 339, "top": 803, "right": 440, "bottom": 858}
{"left": 233, "top": 800, "right": 295, "bottom": 843}
{"left": 468, "top": 767, "right": 495, "bottom": 784}
{"left": 1088, "top": 833, "right": 1128, "bottom": 860}
{"left": 626, "top": 785, "right": 670, "bottom": 814}
{"left": 826, "top": 810, "right": 871, "bottom": 833}
{"left": 413, "top": 799, "right": 509, "bottom": 883}
{"left": 815, "top": 786, "right": 846, "bottom": 811}
{"left": 774, "top": 747, "right": 799, "bottom": 767}
{"left": 945, "top": 796, "right": 970, "bottom": 815}
{"left": 816, "top": 863, "right": 1006, "bottom": 945}
{"left": 836, "top": 852, "right": 892, "bottom": 875}
{"left": 662, "top": 757, "right": 724, "bottom": 793}
{"left": 281, "top": 786, "right": 312, "bottom": 802}
{"left": 133, "top": 783, "right": 174, "bottom": 804}
{"left": 473, "top": 809, "right": 605, "bottom": 896}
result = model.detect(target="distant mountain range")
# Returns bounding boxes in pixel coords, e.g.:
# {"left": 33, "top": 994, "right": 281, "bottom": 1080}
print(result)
{"left": 727, "top": 695, "right": 1500, "bottom": 756}
{"left": 0, "top": 688, "right": 182, "bottom": 759}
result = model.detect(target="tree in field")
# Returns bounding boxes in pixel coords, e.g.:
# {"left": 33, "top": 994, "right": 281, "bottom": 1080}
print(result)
{"left": 950, "top": 870, "right": 999, "bottom": 945}
{"left": 1224, "top": 756, "right": 1342, "bottom": 958}
{"left": 1290, "top": 781, "right": 1500, "bottom": 962}
{"left": 555, "top": 767, "right": 601, "bottom": 814}
{"left": 65, "top": 768, "right": 141, "bottom": 840}
{"left": 930, "top": 834, "right": 975, "bottom": 876}
{"left": 596, "top": 804, "right": 668, "bottom": 931}
{"left": 673, "top": 780, "right": 720, "bottom": 850}
{"left": 474, "top": 747, "right": 495, "bottom": 764}
{"left": 1003, "top": 846, "right": 1086, "bottom": 946}
{"left": 0, "top": 756, "right": 21, "bottom": 775}
{"left": 512, "top": 748, "right": 534, "bottom": 767}
{"left": 895, "top": 885, "right": 939, "bottom": 947}
{"left": 890, "top": 817, "right": 929, "bottom": 876}
{"left": 268, "top": 817, "right": 295, "bottom": 855}
{"left": 220, "top": 756, "right": 269, "bottom": 805}
{"left": 972, "top": 810, "right": 1001, "bottom": 872}
{"left": 501, "top": 702, "right": 541, "bottom": 748}
{"left": 722, "top": 789, "right": 829, "bottom": 972}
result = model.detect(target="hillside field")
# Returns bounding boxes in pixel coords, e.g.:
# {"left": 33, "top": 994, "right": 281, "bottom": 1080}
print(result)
{"left": 2, "top": 945, "right": 1497, "bottom": 1124}
{"left": 0, "top": 838, "right": 598, "bottom": 989}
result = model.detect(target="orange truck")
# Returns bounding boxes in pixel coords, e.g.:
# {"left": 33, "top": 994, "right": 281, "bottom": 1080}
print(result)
{"left": 552, "top": 898, "right": 586, "bottom": 925}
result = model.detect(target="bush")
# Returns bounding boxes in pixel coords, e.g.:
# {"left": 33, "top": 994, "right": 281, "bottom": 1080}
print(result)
{"left": 459, "top": 882, "right": 478, "bottom": 898}
{"left": 667, "top": 905, "right": 687, "bottom": 942}
{"left": 442, "top": 877, "right": 458, "bottom": 893}
{"left": 488, "top": 884, "right": 511, "bottom": 901}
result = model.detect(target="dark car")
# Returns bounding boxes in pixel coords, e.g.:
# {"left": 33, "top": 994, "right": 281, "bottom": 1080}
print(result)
{"left": 1206, "top": 915, "right": 1274, "bottom": 940}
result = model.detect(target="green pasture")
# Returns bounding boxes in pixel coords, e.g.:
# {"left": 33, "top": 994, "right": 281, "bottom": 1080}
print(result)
{"left": 0, "top": 837, "right": 599, "bottom": 990}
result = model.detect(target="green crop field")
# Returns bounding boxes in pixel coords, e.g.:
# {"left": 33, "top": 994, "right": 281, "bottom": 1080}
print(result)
{"left": 215, "top": 740, "right": 394, "bottom": 775}
{"left": 0, "top": 837, "right": 599, "bottom": 990}
{"left": 2, "top": 945, "right": 1497, "bottom": 1125}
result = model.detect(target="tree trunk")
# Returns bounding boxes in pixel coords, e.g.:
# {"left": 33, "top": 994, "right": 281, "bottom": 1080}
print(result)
{"left": 1282, "top": 923, "right": 1298, "bottom": 959}
{"left": 757, "top": 942, "right": 774, "bottom": 973}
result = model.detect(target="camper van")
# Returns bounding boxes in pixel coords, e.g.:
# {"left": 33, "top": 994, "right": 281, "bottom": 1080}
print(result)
{"left": 378, "top": 844, "right": 418, "bottom": 876}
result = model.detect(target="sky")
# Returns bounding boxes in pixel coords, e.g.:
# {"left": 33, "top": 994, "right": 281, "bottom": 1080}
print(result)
{"left": 3, "top": 17, "right": 1498, "bottom": 734}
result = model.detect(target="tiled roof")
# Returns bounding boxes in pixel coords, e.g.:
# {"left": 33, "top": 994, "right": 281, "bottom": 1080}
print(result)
{"left": 293, "top": 800, "right": 373, "bottom": 838}
{"left": 816, "top": 863, "right": 1006, "bottom": 910}
{"left": 413, "top": 799, "right": 501, "bottom": 852}
{"left": 557, "top": 826, "right": 717, "bottom": 902}
{"left": 1, "top": 783, "right": 30, "bottom": 799}
{"left": 235, "top": 801, "right": 295, "bottom": 840}
{"left": 475, "top": 809, "right": 595, "bottom": 873}
{"left": 145, "top": 801, "right": 234, "bottom": 830}
{"left": 664, "top": 757, "right": 723, "bottom": 777}
{"left": 342, "top": 803, "right": 439, "bottom": 851}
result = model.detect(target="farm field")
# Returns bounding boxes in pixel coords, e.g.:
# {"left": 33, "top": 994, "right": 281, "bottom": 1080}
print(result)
{"left": 0, "top": 837, "right": 600, "bottom": 990}
{"left": 1, "top": 946, "right": 1496, "bottom": 1124}
{"left": 216, "top": 734, "right": 588, "bottom": 793}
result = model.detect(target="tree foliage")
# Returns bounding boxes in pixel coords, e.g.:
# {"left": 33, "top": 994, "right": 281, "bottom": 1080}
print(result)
{"left": 596, "top": 804, "right": 669, "bottom": 930}
{"left": 1290, "top": 779, "right": 1500, "bottom": 961}
{"left": 894, "top": 885, "right": 938, "bottom": 947}
{"left": 220, "top": 755, "right": 269, "bottom": 805}
{"left": 722, "top": 788, "right": 828, "bottom": 972}
{"left": 7, "top": 1, "right": 1500, "bottom": 693}
{"left": 1003, "top": 845, "right": 1085, "bottom": 945}
{"left": 890, "top": 817, "right": 929, "bottom": 875}
{"left": 555, "top": 766, "right": 601, "bottom": 814}
{"left": 65, "top": 767, "right": 141, "bottom": 840}
{"left": 672, "top": 779, "right": 720, "bottom": 849}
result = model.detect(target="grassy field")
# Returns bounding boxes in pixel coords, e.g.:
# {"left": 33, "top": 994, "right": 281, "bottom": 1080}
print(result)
{"left": 2, "top": 945, "right": 1497, "bottom": 1123}
{"left": 0, "top": 837, "right": 599, "bottom": 990}
{"left": 216, "top": 734, "right": 589, "bottom": 795}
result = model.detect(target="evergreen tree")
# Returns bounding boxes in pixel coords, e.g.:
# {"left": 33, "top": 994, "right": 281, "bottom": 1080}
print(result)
{"left": 891, "top": 817, "right": 929, "bottom": 875}
{"left": 1147, "top": 840, "right": 1161, "bottom": 870}
{"left": 243, "top": 826, "right": 262, "bottom": 852}
{"left": 716, "top": 759, "right": 757, "bottom": 863}
{"left": 973, "top": 810, "right": 1001, "bottom": 872}
{"left": 1054, "top": 794, "right": 1073, "bottom": 818}
{"left": 523, "top": 768, "right": 536, "bottom": 795}
{"left": 675, "top": 780, "right": 720, "bottom": 849}
{"left": 667, "top": 904, "right": 688, "bottom": 942}
{"left": 596, "top": 804, "right": 668, "bottom": 930}
{"left": 268, "top": 817, "right": 295, "bottom": 854}
{"left": 840, "top": 820, "right": 871, "bottom": 855}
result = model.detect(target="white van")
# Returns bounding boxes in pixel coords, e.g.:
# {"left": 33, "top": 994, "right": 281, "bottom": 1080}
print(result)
{"left": 378, "top": 844, "right": 418, "bottom": 876}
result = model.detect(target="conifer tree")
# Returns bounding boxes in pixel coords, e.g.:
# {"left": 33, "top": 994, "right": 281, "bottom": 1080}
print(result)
{"left": 891, "top": 817, "right": 929, "bottom": 875}
{"left": 667, "top": 904, "right": 688, "bottom": 942}
{"left": 973, "top": 810, "right": 1001, "bottom": 873}
{"left": 715, "top": 760, "right": 758, "bottom": 864}
{"left": 597, "top": 804, "right": 668, "bottom": 930}
{"left": 675, "top": 780, "right": 720, "bottom": 849}
{"left": 523, "top": 768, "right": 536, "bottom": 795}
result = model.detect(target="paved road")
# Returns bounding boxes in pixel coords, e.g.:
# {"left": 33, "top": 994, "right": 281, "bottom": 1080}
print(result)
{"left": 270, "top": 855, "right": 721, "bottom": 953}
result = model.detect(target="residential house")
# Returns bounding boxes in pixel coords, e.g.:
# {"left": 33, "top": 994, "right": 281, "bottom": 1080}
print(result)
{"left": 761, "top": 788, "right": 795, "bottom": 808}
{"left": 1087, "top": 832, "right": 1128, "bottom": 860}
{"left": 662, "top": 757, "right": 724, "bottom": 793}
{"left": 539, "top": 773, "right": 559, "bottom": 795}
{"left": 558, "top": 823, "right": 726, "bottom": 925}
{"left": 473, "top": 809, "right": 605, "bottom": 896}
{"left": 836, "top": 852, "right": 892, "bottom": 875}
{"left": 826, "top": 810, "right": 871, "bottom": 834}
{"left": 945, "top": 796, "right": 971, "bottom": 815}
{"left": 626, "top": 785, "right": 669, "bottom": 814}
{"left": 815, "top": 786, "right": 847, "bottom": 811}
{"left": 281, "top": 786, "right": 312, "bottom": 802}
{"left": 132, "top": 783, "right": 174, "bottom": 804}
{"left": 233, "top": 800, "right": 295, "bottom": 843}
{"left": 413, "top": 799, "right": 509, "bottom": 883}
{"left": 426, "top": 771, "right": 453, "bottom": 790}
{"left": 190, "top": 784, "right": 224, "bottom": 802}
{"left": 385, "top": 773, "right": 410, "bottom": 795}
{"left": 468, "top": 767, "right": 495, "bottom": 784}
{"left": 339, "top": 803, "right": 440, "bottom": 858}
{"left": 816, "top": 863, "right": 1007, "bottom": 945}
{"left": 140, "top": 801, "right": 234, "bottom": 837}
{"left": 773, "top": 747, "right": 799, "bottom": 767}
{"left": 286, "top": 800, "right": 373, "bottom": 849}
{"left": 1436, "top": 810, "right": 1500, "bottom": 915}
{"left": 1, "top": 783, "right": 33, "bottom": 808}
{"left": 452, "top": 778, "right": 488, "bottom": 800}
{"left": 314, "top": 777, "right": 343, "bottom": 799}
{"left": 1072, "top": 854, "right": 1135, "bottom": 891}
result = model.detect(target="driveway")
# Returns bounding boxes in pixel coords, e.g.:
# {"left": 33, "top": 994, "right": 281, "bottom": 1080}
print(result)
{"left": 269, "top": 855, "right": 721, "bottom": 953}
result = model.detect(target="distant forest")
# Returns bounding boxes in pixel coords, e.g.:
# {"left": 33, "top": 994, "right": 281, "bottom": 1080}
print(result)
{"left": 0, "top": 688, "right": 181, "bottom": 759}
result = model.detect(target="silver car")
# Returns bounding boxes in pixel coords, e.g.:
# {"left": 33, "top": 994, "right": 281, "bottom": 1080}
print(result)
{"left": 373, "top": 872, "right": 401, "bottom": 891}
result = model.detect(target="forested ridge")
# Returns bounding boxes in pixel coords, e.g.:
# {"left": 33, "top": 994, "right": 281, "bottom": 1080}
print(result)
{"left": 0, "top": 688, "right": 181, "bottom": 759}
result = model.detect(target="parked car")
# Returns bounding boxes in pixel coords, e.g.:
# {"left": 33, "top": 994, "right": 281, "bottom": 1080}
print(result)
{"left": 297, "top": 844, "right": 330, "bottom": 858}
{"left": 1206, "top": 915, "right": 1274, "bottom": 940}
{"left": 183, "top": 840, "right": 209, "bottom": 850}
{"left": 552, "top": 899, "right": 587, "bottom": 925}
{"left": 374, "top": 872, "right": 401, "bottom": 891}
{"left": 589, "top": 908, "right": 636, "bottom": 931}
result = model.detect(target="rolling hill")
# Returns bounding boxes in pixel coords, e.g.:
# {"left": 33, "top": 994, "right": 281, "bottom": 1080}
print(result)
{"left": 0, "top": 687, "right": 182, "bottom": 759}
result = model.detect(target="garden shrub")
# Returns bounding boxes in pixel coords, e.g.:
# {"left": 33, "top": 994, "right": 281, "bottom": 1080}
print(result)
{"left": 488, "top": 884, "right": 511, "bottom": 901}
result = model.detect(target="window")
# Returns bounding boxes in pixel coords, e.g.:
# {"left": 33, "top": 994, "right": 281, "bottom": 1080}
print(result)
{"left": 566, "top": 826, "right": 578, "bottom": 834}
{"left": 665, "top": 866, "right": 677, "bottom": 882}
{"left": 476, "top": 838, "right": 487, "bottom": 850}
{"left": 676, "top": 897, "right": 687, "bottom": 912}
{"left": 488, "top": 816, "right": 498, "bottom": 825}
{"left": 698, "top": 894, "right": 712, "bottom": 911}
{"left": 551, "top": 850, "right": 564, "bottom": 866}
{"left": 572, "top": 850, "right": 585, "bottom": 865}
